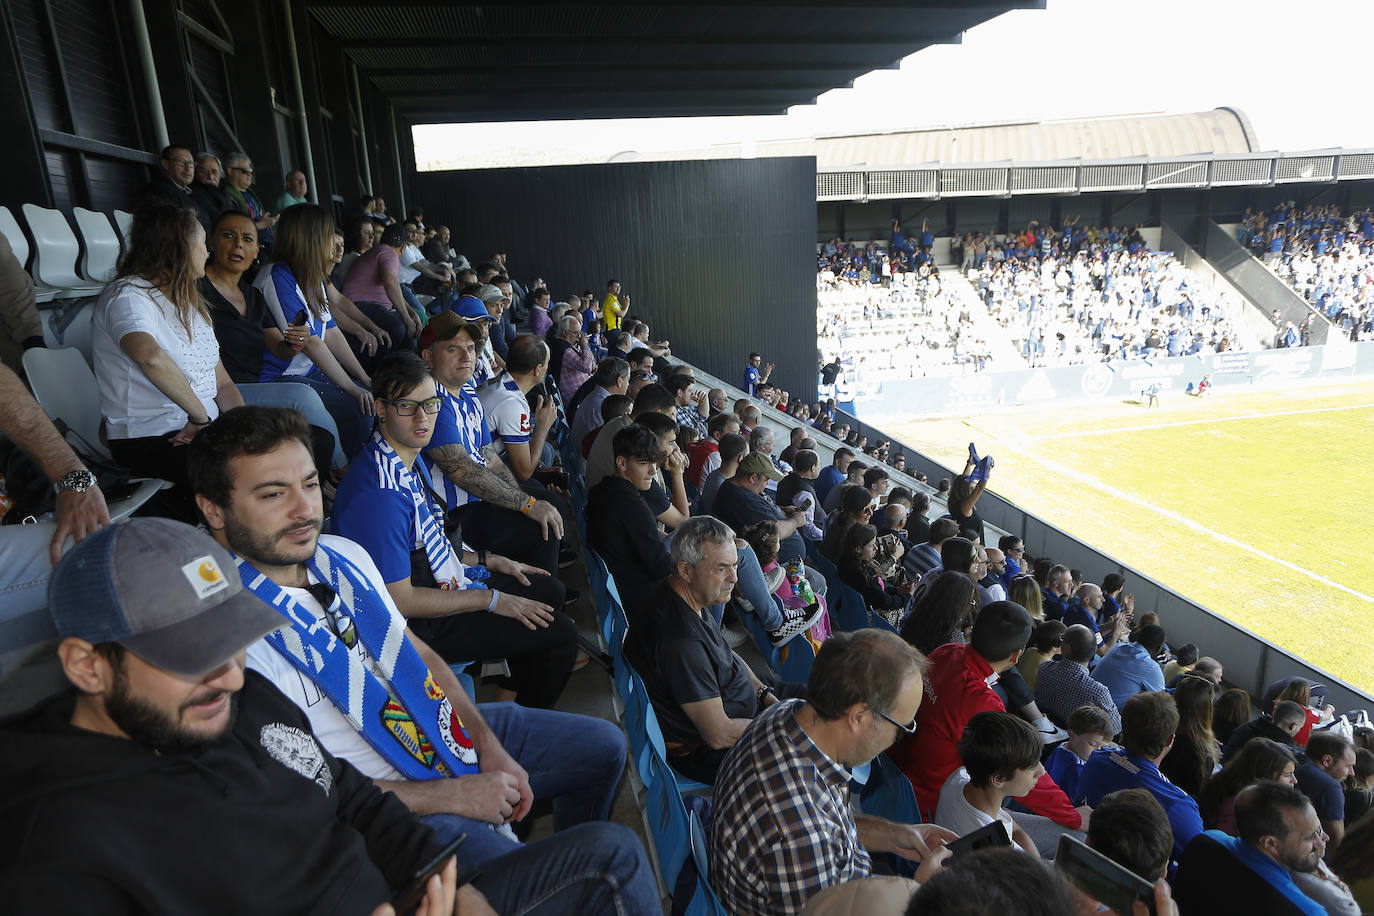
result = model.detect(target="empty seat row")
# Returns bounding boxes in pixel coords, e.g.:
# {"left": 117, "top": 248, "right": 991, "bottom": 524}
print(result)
{"left": 0, "top": 204, "right": 132, "bottom": 304}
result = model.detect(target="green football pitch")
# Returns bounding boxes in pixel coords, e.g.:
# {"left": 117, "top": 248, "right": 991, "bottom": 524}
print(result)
{"left": 884, "top": 380, "right": 1374, "bottom": 696}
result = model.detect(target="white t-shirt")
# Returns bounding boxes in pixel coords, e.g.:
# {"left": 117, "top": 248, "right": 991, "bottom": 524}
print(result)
{"left": 244, "top": 535, "right": 415, "bottom": 781}
{"left": 398, "top": 244, "right": 423, "bottom": 285}
{"left": 93, "top": 277, "right": 220, "bottom": 438}
{"left": 476, "top": 371, "right": 533, "bottom": 463}
{"left": 934, "top": 767, "right": 1024, "bottom": 852}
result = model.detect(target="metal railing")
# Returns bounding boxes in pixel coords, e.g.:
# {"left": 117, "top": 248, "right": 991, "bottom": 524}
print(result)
{"left": 817, "top": 147, "right": 1374, "bottom": 201}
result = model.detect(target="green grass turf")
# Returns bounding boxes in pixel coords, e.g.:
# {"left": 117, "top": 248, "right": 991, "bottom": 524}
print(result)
{"left": 884, "top": 380, "right": 1374, "bottom": 695}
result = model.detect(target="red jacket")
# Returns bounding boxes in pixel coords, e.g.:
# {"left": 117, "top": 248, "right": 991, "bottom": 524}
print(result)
{"left": 686, "top": 439, "right": 719, "bottom": 489}
{"left": 887, "top": 643, "right": 1082, "bottom": 829}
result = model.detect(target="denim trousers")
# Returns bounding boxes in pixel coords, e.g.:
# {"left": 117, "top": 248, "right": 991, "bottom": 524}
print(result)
{"left": 269, "top": 375, "right": 373, "bottom": 460}
{"left": 238, "top": 381, "right": 347, "bottom": 469}
{"left": 420, "top": 702, "right": 628, "bottom": 856}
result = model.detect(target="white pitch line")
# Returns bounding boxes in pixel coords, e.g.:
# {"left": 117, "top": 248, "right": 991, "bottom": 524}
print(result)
{"left": 1032, "top": 402, "right": 1374, "bottom": 441}
{"left": 989, "top": 438, "right": 1374, "bottom": 605}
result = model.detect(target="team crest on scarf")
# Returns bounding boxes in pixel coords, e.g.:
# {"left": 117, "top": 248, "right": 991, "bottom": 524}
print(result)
{"left": 381, "top": 698, "right": 448, "bottom": 773}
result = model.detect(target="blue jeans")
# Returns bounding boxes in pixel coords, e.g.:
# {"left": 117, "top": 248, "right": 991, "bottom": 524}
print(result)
{"left": 270, "top": 375, "right": 373, "bottom": 460}
{"left": 421, "top": 703, "right": 628, "bottom": 862}
{"left": 471, "top": 822, "right": 659, "bottom": 916}
{"left": 238, "top": 382, "right": 347, "bottom": 469}
{"left": 0, "top": 522, "right": 57, "bottom": 685}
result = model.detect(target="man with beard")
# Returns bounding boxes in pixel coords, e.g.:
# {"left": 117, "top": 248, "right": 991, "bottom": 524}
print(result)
{"left": 183, "top": 404, "right": 655, "bottom": 910}
{"left": 0, "top": 518, "right": 487, "bottom": 914}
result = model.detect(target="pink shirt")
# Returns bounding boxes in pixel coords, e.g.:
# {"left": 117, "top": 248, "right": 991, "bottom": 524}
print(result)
{"left": 340, "top": 245, "right": 400, "bottom": 308}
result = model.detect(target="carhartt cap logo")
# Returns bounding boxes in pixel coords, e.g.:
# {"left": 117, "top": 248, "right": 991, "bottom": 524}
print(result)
{"left": 182, "top": 556, "right": 229, "bottom": 599}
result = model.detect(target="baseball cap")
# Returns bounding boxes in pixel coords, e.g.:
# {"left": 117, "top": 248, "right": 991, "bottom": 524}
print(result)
{"left": 419, "top": 310, "right": 467, "bottom": 351}
{"left": 737, "top": 452, "right": 783, "bottom": 482}
{"left": 476, "top": 284, "right": 509, "bottom": 305}
{"left": 48, "top": 518, "right": 285, "bottom": 676}
{"left": 453, "top": 295, "right": 495, "bottom": 322}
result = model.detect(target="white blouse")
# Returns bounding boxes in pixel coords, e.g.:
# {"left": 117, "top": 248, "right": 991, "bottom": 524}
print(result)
{"left": 93, "top": 277, "right": 220, "bottom": 439}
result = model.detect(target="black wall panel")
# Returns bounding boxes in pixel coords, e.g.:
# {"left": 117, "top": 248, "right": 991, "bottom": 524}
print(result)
{"left": 413, "top": 157, "right": 818, "bottom": 401}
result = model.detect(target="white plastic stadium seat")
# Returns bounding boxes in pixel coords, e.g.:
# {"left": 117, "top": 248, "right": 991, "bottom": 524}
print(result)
{"left": 112, "top": 209, "right": 133, "bottom": 248}
{"left": 20, "top": 346, "right": 167, "bottom": 521}
{"left": 0, "top": 206, "right": 58, "bottom": 304}
{"left": 20, "top": 204, "right": 106, "bottom": 299}
{"left": 73, "top": 208, "right": 121, "bottom": 283}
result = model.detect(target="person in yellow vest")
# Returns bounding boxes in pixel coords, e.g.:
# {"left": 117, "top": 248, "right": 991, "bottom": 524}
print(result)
{"left": 601, "top": 279, "right": 626, "bottom": 331}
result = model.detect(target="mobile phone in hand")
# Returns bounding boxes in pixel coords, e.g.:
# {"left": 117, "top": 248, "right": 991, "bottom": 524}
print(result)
{"left": 391, "top": 835, "right": 480, "bottom": 916}
{"left": 1055, "top": 834, "right": 1156, "bottom": 916}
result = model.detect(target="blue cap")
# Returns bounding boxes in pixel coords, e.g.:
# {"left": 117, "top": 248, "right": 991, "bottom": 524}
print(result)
{"left": 47, "top": 518, "right": 285, "bottom": 675}
{"left": 453, "top": 295, "right": 495, "bottom": 321}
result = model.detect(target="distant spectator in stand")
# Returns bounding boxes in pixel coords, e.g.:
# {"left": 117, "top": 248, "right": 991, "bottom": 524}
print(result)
{"left": 862, "top": 466, "right": 891, "bottom": 505}
{"left": 1296, "top": 731, "right": 1358, "bottom": 849}
{"left": 1100, "top": 571, "right": 1133, "bottom": 625}
{"left": 569, "top": 357, "right": 629, "bottom": 449}
{"left": 686, "top": 410, "right": 741, "bottom": 490}
{"left": 778, "top": 427, "right": 807, "bottom": 468}
{"left": 814, "top": 450, "right": 852, "bottom": 506}
{"left": 1017, "top": 618, "right": 1066, "bottom": 693}
{"left": 339, "top": 222, "right": 419, "bottom": 349}
{"left": 836, "top": 524, "right": 915, "bottom": 627}
{"left": 528, "top": 288, "right": 553, "bottom": 338}
{"left": 667, "top": 372, "right": 709, "bottom": 438}
{"left": 905, "top": 517, "right": 959, "bottom": 580}
{"left": 899, "top": 570, "right": 975, "bottom": 658}
{"left": 189, "top": 153, "right": 231, "bottom": 229}
{"left": 1034, "top": 624, "right": 1122, "bottom": 735}
{"left": 552, "top": 314, "right": 596, "bottom": 402}
{"left": 905, "top": 491, "right": 932, "bottom": 545}
{"left": 821, "top": 458, "right": 866, "bottom": 514}
{"left": 1040, "top": 564, "right": 1073, "bottom": 621}
{"left": 1174, "top": 782, "right": 1342, "bottom": 916}
{"left": 1008, "top": 574, "right": 1044, "bottom": 621}
{"left": 1163, "top": 643, "right": 1200, "bottom": 685}
{"left": 698, "top": 432, "right": 747, "bottom": 517}
{"left": 274, "top": 169, "right": 308, "bottom": 212}
{"left": 1223, "top": 699, "right": 1306, "bottom": 763}
{"left": 139, "top": 143, "right": 214, "bottom": 233}
{"left": 998, "top": 535, "right": 1025, "bottom": 588}
{"left": 743, "top": 352, "right": 773, "bottom": 396}
{"left": 1193, "top": 656, "right": 1224, "bottom": 685}
{"left": 714, "top": 452, "right": 827, "bottom": 597}
{"left": 336, "top": 211, "right": 374, "bottom": 288}
{"left": 1200, "top": 737, "right": 1298, "bottom": 834}
{"left": 945, "top": 447, "right": 991, "bottom": 543}
{"left": 980, "top": 547, "right": 1008, "bottom": 603}
{"left": 819, "top": 484, "right": 875, "bottom": 563}
{"left": 776, "top": 449, "right": 823, "bottom": 539}
{"left": 222, "top": 152, "right": 277, "bottom": 250}
{"left": 1264, "top": 677, "right": 1333, "bottom": 749}
{"left": 1091, "top": 623, "right": 1168, "bottom": 713}
{"left": 1159, "top": 673, "right": 1221, "bottom": 799}
{"left": 1046, "top": 705, "right": 1117, "bottom": 807}
{"left": 600, "top": 279, "right": 625, "bottom": 331}
{"left": 92, "top": 203, "right": 244, "bottom": 521}
{"left": 1213, "top": 687, "right": 1254, "bottom": 746}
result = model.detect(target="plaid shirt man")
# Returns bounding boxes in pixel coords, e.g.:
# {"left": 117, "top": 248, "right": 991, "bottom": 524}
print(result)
{"left": 1034, "top": 656, "right": 1122, "bottom": 735}
{"left": 674, "top": 403, "right": 708, "bottom": 439}
{"left": 708, "top": 699, "right": 871, "bottom": 915}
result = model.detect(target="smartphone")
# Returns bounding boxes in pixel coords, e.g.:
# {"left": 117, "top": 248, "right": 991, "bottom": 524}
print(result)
{"left": 391, "top": 835, "right": 479, "bottom": 916}
{"left": 1054, "top": 834, "right": 1156, "bottom": 916}
{"left": 944, "top": 820, "right": 1013, "bottom": 860}
{"left": 290, "top": 309, "right": 309, "bottom": 351}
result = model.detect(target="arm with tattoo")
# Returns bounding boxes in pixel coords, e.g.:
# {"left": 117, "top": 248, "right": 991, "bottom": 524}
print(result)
{"left": 426, "top": 442, "right": 526, "bottom": 508}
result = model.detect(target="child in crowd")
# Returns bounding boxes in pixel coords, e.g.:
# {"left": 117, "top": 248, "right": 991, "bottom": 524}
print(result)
{"left": 935, "top": 712, "right": 1046, "bottom": 858}
{"left": 1046, "top": 705, "right": 1117, "bottom": 807}
{"left": 740, "top": 522, "right": 831, "bottom": 649}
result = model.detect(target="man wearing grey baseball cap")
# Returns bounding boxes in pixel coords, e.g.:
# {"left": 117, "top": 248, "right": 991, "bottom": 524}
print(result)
{"left": 0, "top": 517, "right": 482, "bottom": 914}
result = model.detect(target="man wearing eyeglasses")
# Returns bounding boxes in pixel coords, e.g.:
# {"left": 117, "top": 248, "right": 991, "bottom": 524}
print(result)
{"left": 140, "top": 143, "right": 215, "bottom": 233}
{"left": 708, "top": 629, "right": 957, "bottom": 916}
{"left": 223, "top": 152, "right": 278, "bottom": 248}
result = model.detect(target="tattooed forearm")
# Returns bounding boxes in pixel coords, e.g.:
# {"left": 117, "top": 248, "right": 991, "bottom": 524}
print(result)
{"left": 426, "top": 443, "right": 525, "bottom": 508}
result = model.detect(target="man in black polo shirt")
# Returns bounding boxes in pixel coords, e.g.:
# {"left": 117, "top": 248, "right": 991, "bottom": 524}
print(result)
{"left": 714, "top": 452, "right": 827, "bottom": 596}
{"left": 628, "top": 516, "right": 803, "bottom": 785}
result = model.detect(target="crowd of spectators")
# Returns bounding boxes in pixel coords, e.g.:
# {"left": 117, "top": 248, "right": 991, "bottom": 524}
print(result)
{"left": 1240, "top": 202, "right": 1374, "bottom": 343}
{"left": 970, "top": 222, "right": 1251, "bottom": 366}
{"left": 2, "top": 138, "right": 1373, "bottom": 916}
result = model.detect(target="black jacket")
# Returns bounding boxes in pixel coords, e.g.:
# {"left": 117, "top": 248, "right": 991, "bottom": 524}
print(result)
{"left": 587, "top": 475, "right": 673, "bottom": 609}
{"left": 140, "top": 173, "right": 215, "bottom": 233}
{"left": 0, "top": 671, "right": 440, "bottom": 914}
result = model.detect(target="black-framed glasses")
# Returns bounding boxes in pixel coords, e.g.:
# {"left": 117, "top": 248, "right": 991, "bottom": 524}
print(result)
{"left": 876, "top": 708, "right": 918, "bottom": 735}
{"left": 381, "top": 396, "right": 442, "bottom": 416}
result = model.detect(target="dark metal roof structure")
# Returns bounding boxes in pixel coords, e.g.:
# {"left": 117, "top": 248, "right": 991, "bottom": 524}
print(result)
{"left": 307, "top": 1, "right": 1043, "bottom": 124}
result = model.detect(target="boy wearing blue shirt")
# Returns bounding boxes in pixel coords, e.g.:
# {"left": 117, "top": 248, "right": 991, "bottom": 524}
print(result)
{"left": 1046, "top": 705, "right": 1116, "bottom": 806}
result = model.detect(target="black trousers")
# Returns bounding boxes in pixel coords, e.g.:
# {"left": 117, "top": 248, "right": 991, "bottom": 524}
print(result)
{"left": 409, "top": 566, "right": 575, "bottom": 710}
{"left": 110, "top": 433, "right": 196, "bottom": 522}
{"left": 449, "top": 500, "right": 560, "bottom": 578}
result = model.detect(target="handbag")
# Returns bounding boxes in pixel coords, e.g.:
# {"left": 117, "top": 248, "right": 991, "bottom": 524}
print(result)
{"left": 0, "top": 419, "right": 130, "bottom": 524}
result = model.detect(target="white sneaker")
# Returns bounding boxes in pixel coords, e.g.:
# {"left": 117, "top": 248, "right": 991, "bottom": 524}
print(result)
{"left": 767, "top": 603, "right": 824, "bottom": 647}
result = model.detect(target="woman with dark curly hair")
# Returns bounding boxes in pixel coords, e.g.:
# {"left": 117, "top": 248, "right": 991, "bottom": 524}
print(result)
{"left": 900, "top": 570, "right": 976, "bottom": 656}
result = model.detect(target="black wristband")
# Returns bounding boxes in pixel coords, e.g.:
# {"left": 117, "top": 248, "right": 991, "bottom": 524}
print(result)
{"left": 188, "top": 415, "right": 213, "bottom": 427}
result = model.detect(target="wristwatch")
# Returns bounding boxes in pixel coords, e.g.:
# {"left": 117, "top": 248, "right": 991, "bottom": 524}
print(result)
{"left": 53, "top": 468, "right": 96, "bottom": 494}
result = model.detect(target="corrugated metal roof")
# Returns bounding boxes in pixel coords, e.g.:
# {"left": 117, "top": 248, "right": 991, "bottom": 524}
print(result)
{"left": 610, "top": 108, "right": 1258, "bottom": 167}
{"left": 305, "top": 1, "right": 1043, "bottom": 123}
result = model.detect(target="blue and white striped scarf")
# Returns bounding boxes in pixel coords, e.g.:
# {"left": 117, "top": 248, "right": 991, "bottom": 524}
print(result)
{"left": 365, "top": 429, "right": 466, "bottom": 589}
{"left": 236, "top": 541, "right": 480, "bottom": 780}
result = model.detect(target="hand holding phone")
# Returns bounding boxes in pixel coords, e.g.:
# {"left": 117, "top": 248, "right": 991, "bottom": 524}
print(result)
{"left": 1054, "top": 834, "right": 1156, "bottom": 916}
{"left": 392, "top": 835, "right": 481, "bottom": 916}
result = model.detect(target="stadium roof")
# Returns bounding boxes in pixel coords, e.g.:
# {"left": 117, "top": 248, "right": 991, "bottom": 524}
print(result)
{"left": 306, "top": 1, "right": 1044, "bottom": 124}
{"left": 609, "top": 108, "right": 1260, "bottom": 168}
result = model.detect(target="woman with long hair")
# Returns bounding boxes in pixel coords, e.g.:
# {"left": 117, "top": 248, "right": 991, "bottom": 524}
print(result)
{"left": 819, "top": 483, "right": 875, "bottom": 562}
{"left": 836, "top": 523, "right": 914, "bottom": 627}
{"left": 92, "top": 202, "right": 243, "bottom": 520}
{"left": 900, "top": 570, "right": 976, "bottom": 656}
{"left": 253, "top": 204, "right": 375, "bottom": 458}
{"left": 945, "top": 444, "right": 991, "bottom": 543}
{"left": 1008, "top": 574, "right": 1044, "bottom": 621}
{"left": 1160, "top": 673, "right": 1220, "bottom": 798}
{"left": 1212, "top": 687, "right": 1253, "bottom": 746}
{"left": 1198, "top": 737, "right": 1297, "bottom": 833}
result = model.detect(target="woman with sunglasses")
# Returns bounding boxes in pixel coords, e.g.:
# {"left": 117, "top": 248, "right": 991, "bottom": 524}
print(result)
{"left": 253, "top": 204, "right": 375, "bottom": 458}
{"left": 818, "top": 483, "right": 876, "bottom": 563}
